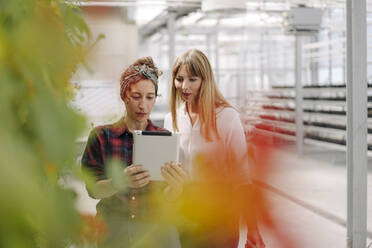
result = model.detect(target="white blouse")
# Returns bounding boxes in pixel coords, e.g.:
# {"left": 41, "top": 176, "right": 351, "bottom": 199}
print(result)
{"left": 164, "top": 104, "right": 250, "bottom": 184}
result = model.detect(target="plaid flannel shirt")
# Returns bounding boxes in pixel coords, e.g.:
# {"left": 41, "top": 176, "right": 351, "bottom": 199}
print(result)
{"left": 81, "top": 118, "right": 169, "bottom": 220}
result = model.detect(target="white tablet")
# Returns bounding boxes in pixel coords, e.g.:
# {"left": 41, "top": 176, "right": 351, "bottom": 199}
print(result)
{"left": 132, "top": 130, "right": 180, "bottom": 181}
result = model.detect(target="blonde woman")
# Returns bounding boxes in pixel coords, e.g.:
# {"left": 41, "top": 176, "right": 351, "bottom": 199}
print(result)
{"left": 163, "top": 49, "right": 265, "bottom": 248}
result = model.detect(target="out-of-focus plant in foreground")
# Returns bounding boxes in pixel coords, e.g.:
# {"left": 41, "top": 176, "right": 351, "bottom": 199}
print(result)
{"left": 0, "top": 0, "right": 101, "bottom": 247}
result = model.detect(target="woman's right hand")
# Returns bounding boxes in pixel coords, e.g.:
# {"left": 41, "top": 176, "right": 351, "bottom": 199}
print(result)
{"left": 123, "top": 164, "right": 150, "bottom": 189}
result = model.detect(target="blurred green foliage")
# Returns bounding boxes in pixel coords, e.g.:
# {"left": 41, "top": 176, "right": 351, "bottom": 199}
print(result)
{"left": 0, "top": 0, "right": 93, "bottom": 247}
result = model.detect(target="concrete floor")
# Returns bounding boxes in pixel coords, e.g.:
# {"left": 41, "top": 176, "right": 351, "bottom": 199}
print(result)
{"left": 72, "top": 144, "right": 372, "bottom": 247}
{"left": 239, "top": 189, "right": 348, "bottom": 248}
{"left": 250, "top": 144, "right": 372, "bottom": 248}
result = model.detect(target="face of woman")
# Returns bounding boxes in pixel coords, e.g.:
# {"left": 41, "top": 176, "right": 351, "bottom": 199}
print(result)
{"left": 125, "top": 79, "right": 156, "bottom": 123}
{"left": 174, "top": 65, "right": 202, "bottom": 104}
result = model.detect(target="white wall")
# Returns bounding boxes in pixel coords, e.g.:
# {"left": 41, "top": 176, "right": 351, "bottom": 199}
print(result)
{"left": 72, "top": 7, "right": 140, "bottom": 128}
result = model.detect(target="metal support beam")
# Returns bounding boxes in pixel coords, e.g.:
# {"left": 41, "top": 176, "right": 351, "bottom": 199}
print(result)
{"left": 295, "top": 35, "right": 304, "bottom": 155}
{"left": 328, "top": 9, "right": 333, "bottom": 84}
{"left": 343, "top": 7, "right": 347, "bottom": 84}
{"left": 346, "top": 0, "right": 367, "bottom": 247}
{"left": 206, "top": 34, "right": 212, "bottom": 58}
{"left": 310, "top": 35, "right": 319, "bottom": 84}
{"left": 260, "top": 31, "right": 265, "bottom": 89}
{"left": 214, "top": 33, "right": 220, "bottom": 86}
{"left": 266, "top": 31, "right": 273, "bottom": 89}
{"left": 167, "top": 12, "right": 176, "bottom": 69}
{"left": 139, "top": 7, "right": 199, "bottom": 39}
{"left": 239, "top": 38, "right": 247, "bottom": 107}
{"left": 207, "top": 33, "right": 220, "bottom": 86}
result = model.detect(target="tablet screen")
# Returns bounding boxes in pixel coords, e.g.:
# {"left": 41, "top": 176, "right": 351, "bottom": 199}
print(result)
{"left": 132, "top": 131, "right": 179, "bottom": 181}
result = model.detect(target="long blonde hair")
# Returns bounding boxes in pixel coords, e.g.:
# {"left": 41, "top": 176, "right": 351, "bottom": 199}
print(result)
{"left": 170, "top": 49, "right": 231, "bottom": 141}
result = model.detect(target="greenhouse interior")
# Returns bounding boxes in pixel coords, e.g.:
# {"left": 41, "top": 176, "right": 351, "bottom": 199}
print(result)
{"left": 1, "top": 0, "right": 371, "bottom": 247}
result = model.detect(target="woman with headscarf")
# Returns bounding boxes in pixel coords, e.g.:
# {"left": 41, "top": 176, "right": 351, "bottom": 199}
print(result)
{"left": 81, "top": 57, "right": 183, "bottom": 248}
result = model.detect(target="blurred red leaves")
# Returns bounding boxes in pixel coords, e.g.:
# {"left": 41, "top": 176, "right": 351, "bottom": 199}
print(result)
{"left": 80, "top": 213, "right": 108, "bottom": 244}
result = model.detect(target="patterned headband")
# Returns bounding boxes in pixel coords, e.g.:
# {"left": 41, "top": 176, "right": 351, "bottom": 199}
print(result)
{"left": 122, "top": 64, "right": 159, "bottom": 97}
{"left": 124, "top": 64, "right": 158, "bottom": 84}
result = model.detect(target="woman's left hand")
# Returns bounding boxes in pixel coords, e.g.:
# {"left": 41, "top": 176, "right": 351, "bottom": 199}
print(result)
{"left": 161, "top": 162, "right": 188, "bottom": 201}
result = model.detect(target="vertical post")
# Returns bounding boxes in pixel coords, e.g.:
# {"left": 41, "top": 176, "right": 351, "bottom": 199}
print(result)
{"left": 295, "top": 35, "right": 304, "bottom": 155}
{"left": 266, "top": 31, "right": 272, "bottom": 89}
{"left": 343, "top": 7, "right": 346, "bottom": 84}
{"left": 214, "top": 33, "right": 220, "bottom": 85}
{"left": 310, "top": 35, "right": 319, "bottom": 84}
{"left": 206, "top": 33, "right": 212, "bottom": 58}
{"left": 346, "top": 0, "right": 367, "bottom": 247}
{"left": 343, "top": 29, "right": 346, "bottom": 84}
{"left": 167, "top": 11, "right": 176, "bottom": 71}
{"left": 260, "top": 31, "right": 265, "bottom": 89}
{"left": 158, "top": 32, "right": 164, "bottom": 67}
{"left": 239, "top": 31, "right": 248, "bottom": 108}
{"left": 328, "top": 9, "right": 333, "bottom": 84}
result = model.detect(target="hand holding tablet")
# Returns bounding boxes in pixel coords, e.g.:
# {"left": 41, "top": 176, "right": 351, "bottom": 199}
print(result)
{"left": 123, "top": 164, "right": 150, "bottom": 189}
{"left": 132, "top": 130, "right": 180, "bottom": 181}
